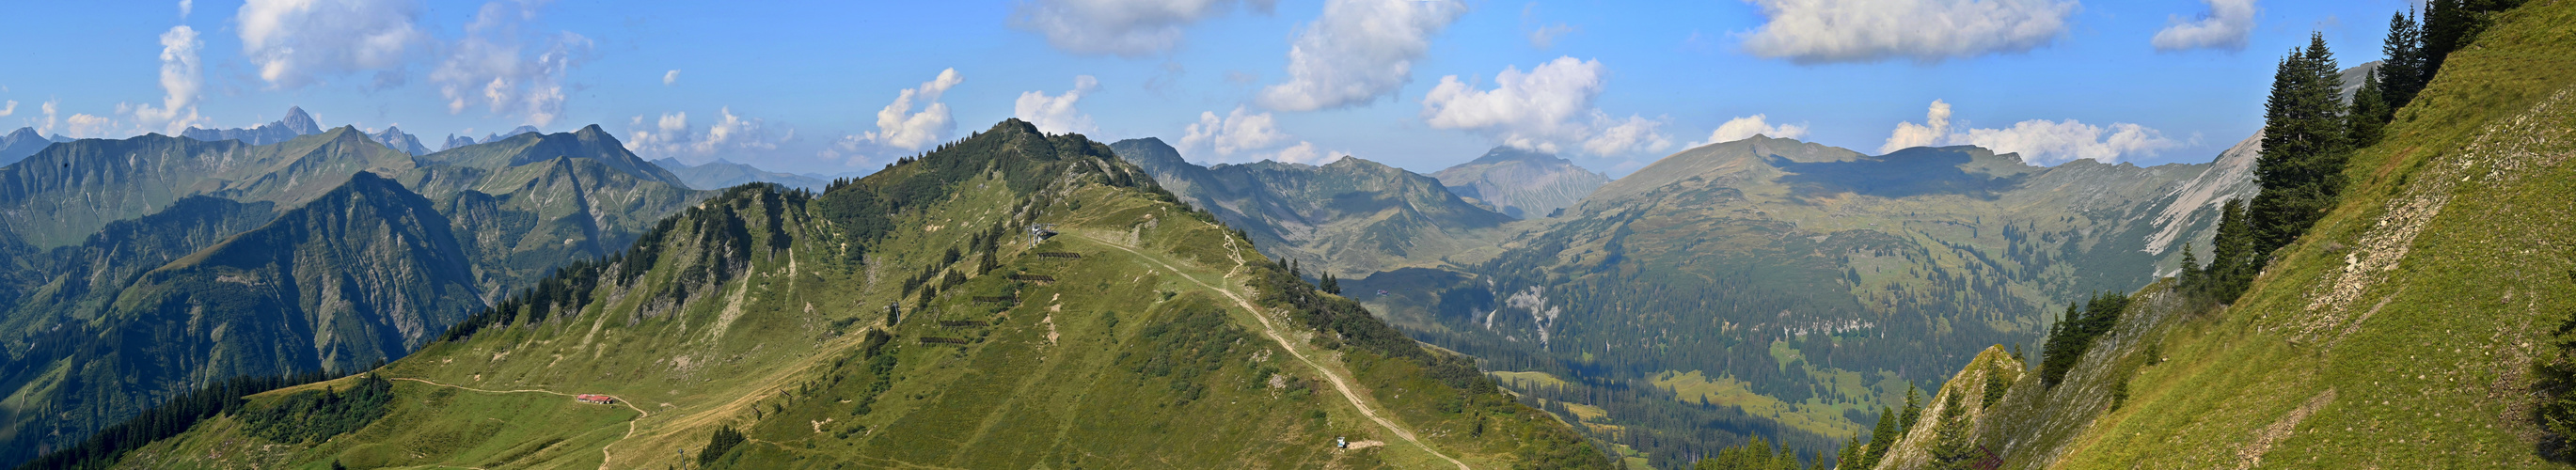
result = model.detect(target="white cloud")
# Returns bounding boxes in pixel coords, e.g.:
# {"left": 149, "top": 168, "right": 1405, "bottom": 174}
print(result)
{"left": 825, "top": 69, "right": 963, "bottom": 166}
{"left": 39, "top": 100, "right": 58, "bottom": 135}
{"left": 664, "top": 70, "right": 680, "bottom": 86}
{"left": 1880, "top": 100, "right": 1952, "bottom": 153}
{"left": 129, "top": 25, "right": 208, "bottom": 134}
{"left": 1739, "top": 0, "right": 2077, "bottom": 64}
{"left": 1256, "top": 0, "right": 1465, "bottom": 111}
{"left": 179, "top": 0, "right": 192, "bottom": 18}
{"left": 1015, "top": 75, "right": 1100, "bottom": 135}
{"left": 871, "top": 69, "right": 962, "bottom": 150}
{"left": 0, "top": 101, "right": 14, "bottom": 118}
{"left": 1419, "top": 56, "right": 1671, "bottom": 157}
{"left": 2151, "top": 0, "right": 2257, "bottom": 52}
{"left": 68, "top": 114, "right": 118, "bottom": 138}
{"left": 1583, "top": 115, "right": 1673, "bottom": 156}
{"left": 1955, "top": 119, "right": 2179, "bottom": 164}
{"left": 236, "top": 0, "right": 428, "bottom": 88}
{"left": 1695, "top": 114, "right": 1810, "bottom": 146}
{"left": 1529, "top": 24, "right": 1575, "bottom": 49}
{"left": 1272, "top": 141, "right": 1344, "bottom": 164}
{"left": 1878, "top": 100, "right": 2178, "bottom": 164}
{"left": 1015, "top": 0, "right": 1276, "bottom": 57}
{"left": 627, "top": 107, "right": 787, "bottom": 162}
{"left": 1180, "top": 106, "right": 1293, "bottom": 159}
{"left": 430, "top": 1, "right": 593, "bottom": 128}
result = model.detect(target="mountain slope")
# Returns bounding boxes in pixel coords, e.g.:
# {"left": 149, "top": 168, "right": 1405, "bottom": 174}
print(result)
{"left": 367, "top": 126, "right": 433, "bottom": 156}
{"left": 1430, "top": 147, "right": 1609, "bottom": 219}
{"left": 1879, "top": 4, "right": 2576, "bottom": 468}
{"left": 1110, "top": 137, "right": 1515, "bottom": 277}
{"left": 77, "top": 119, "right": 1608, "bottom": 469}
{"left": 653, "top": 157, "right": 831, "bottom": 190}
{"left": 0, "top": 126, "right": 708, "bottom": 466}
{"left": 1350, "top": 134, "right": 2241, "bottom": 465}
{"left": 0, "top": 173, "right": 482, "bottom": 463}
{"left": 0, "top": 127, "right": 416, "bottom": 248}
{"left": 0, "top": 128, "right": 53, "bottom": 166}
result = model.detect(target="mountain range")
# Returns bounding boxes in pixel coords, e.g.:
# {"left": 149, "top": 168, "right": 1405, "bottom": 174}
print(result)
{"left": 1111, "top": 137, "right": 1515, "bottom": 278}
{"left": 0, "top": 124, "right": 705, "bottom": 464}
{"left": 178, "top": 106, "right": 324, "bottom": 146}
{"left": 39, "top": 119, "right": 1608, "bottom": 469}
{"left": 0, "top": 128, "right": 69, "bottom": 166}
{"left": 652, "top": 157, "right": 834, "bottom": 191}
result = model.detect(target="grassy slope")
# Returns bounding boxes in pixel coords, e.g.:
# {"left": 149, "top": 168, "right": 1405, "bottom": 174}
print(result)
{"left": 103, "top": 122, "right": 1602, "bottom": 469}
{"left": 1885, "top": 2, "right": 2576, "bottom": 468}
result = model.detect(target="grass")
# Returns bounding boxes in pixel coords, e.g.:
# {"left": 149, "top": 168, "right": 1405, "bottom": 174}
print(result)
{"left": 1877, "top": 2, "right": 2576, "bottom": 467}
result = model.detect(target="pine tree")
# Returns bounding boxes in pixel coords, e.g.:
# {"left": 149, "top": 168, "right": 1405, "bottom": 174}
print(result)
{"left": 1901, "top": 386, "right": 1924, "bottom": 432}
{"left": 2248, "top": 33, "right": 2350, "bottom": 267}
{"left": 1864, "top": 406, "right": 1900, "bottom": 467}
{"left": 2349, "top": 69, "right": 2391, "bottom": 146}
{"left": 2378, "top": 10, "right": 2426, "bottom": 112}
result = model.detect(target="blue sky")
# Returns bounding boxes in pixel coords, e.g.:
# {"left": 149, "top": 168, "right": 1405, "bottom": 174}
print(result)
{"left": 0, "top": 0, "right": 2421, "bottom": 177}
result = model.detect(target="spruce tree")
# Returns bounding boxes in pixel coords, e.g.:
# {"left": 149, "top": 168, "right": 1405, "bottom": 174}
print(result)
{"left": 2378, "top": 10, "right": 2426, "bottom": 111}
{"left": 1901, "top": 386, "right": 1925, "bottom": 431}
{"left": 2249, "top": 33, "right": 2350, "bottom": 264}
{"left": 1864, "top": 406, "right": 1900, "bottom": 467}
{"left": 2349, "top": 70, "right": 2390, "bottom": 146}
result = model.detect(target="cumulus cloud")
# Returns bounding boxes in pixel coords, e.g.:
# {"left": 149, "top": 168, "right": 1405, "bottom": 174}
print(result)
{"left": 1181, "top": 106, "right": 1292, "bottom": 158}
{"left": 1739, "top": 0, "right": 2077, "bottom": 64}
{"left": 824, "top": 69, "right": 963, "bottom": 166}
{"left": 1695, "top": 114, "right": 1810, "bottom": 146}
{"left": 1419, "top": 56, "right": 1671, "bottom": 157}
{"left": 1015, "top": 0, "right": 1277, "bottom": 57}
{"left": 1257, "top": 0, "right": 1465, "bottom": 111}
{"left": 1880, "top": 100, "right": 1952, "bottom": 153}
{"left": 39, "top": 100, "right": 58, "bottom": 135}
{"left": 179, "top": 0, "right": 192, "bottom": 18}
{"left": 1015, "top": 75, "right": 1100, "bottom": 135}
{"left": 1879, "top": 100, "right": 2179, "bottom": 164}
{"left": 1272, "top": 141, "right": 1344, "bottom": 164}
{"left": 626, "top": 107, "right": 787, "bottom": 162}
{"left": 664, "top": 70, "right": 680, "bottom": 86}
{"left": 236, "top": 0, "right": 428, "bottom": 88}
{"left": 68, "top": 114, "right": 119, "bottom": 139}
{"left": 430, "top": 1, "right": 593, "bottom": 128}
{"left": 0, "top": 101, "right": 15, "bottom": 118}
{"left": 1529, "top": 24, "right": 1576, "bottom": 49}
{"left": 129, "top": 25, "right": 208, "bottom": 134}
{"left": 1955, "top": 119, "right": 2179, "bottom": 164}
{"left": 2151, "top": 0, "right": 2257, "bottom": 52}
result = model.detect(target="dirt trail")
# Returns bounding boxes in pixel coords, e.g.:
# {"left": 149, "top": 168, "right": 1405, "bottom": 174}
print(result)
{"left": 1075, "top": 232, "right": 1471, "bottom": 470}
{"left": 388, "top": 377, "right": 648, "bottom": 470}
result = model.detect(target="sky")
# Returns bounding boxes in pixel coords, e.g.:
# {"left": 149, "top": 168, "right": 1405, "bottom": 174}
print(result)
{"left": 0, "top": 0, "right": 2424, "bottom": 177}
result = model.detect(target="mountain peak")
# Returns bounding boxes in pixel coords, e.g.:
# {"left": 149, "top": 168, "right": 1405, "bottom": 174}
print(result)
{"left": 6, "top": 127, "right": 38, "bottom": 141}
{"left": 281, "top": 106, "right": 321, "bottom": 135}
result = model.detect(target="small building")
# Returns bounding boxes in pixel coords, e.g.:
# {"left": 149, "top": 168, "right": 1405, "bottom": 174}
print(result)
{"left": 576, "top": 394, "right": 618, "bottom": 404}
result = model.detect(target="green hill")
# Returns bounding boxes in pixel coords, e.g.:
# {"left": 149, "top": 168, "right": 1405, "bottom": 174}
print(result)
{"left": 55, "top": 119, "right": 1607, "bottom": 469}
{"left": 1109, "top": 137, "right": 1515, "bottom": 278}
{"left": 0, "top": 127, "right": 415, "bottom": 249}
{"left": 1429, "top": 147, "right": 1609, "bottom": 219}
{"left": 1870, "top": 2, "right": 2576, "bottom": 468}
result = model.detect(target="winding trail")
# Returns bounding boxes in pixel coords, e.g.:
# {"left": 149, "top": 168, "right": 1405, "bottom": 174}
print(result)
{"left": 387, "top": 378, "right": 649, "bottom": 470}
{"left": 1074, "top": 232, "right": 1471, "bottom": 470}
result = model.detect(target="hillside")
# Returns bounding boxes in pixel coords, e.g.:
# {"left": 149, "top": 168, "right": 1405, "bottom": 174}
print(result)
{"left": 1429, "top": 147, "right": 1609, "bottom": 219}
{"left": 1110, "top": 137, "right": 1515, "bottom": 277}
{"left": 0, "top": 126, "right": 707, "bottom": 465}
{"left": 1350, "top": 134, "right": 2255, "bottom": 467}
{"left": 71, "top": 119, "right": 1609, "bottom": 469}
{"left": 1875, "top": 2, "right": 2576, "bottom": 468}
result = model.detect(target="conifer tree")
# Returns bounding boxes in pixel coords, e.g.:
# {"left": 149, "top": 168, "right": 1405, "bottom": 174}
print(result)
{"left": 1864, "top": 406, "right": 1900, "bottom": 467}
{"left": 1901, "top": 386, "right": 1924, "bottom": 432}
{"left": 2349, "top": 70, "right": 2391, "bottom": 146}
{"left": 2249, "top": 33, "right": 2350, "bottom": 265}
{"left": 2378, "top": 10, "right": 2426, "bottom": 111}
